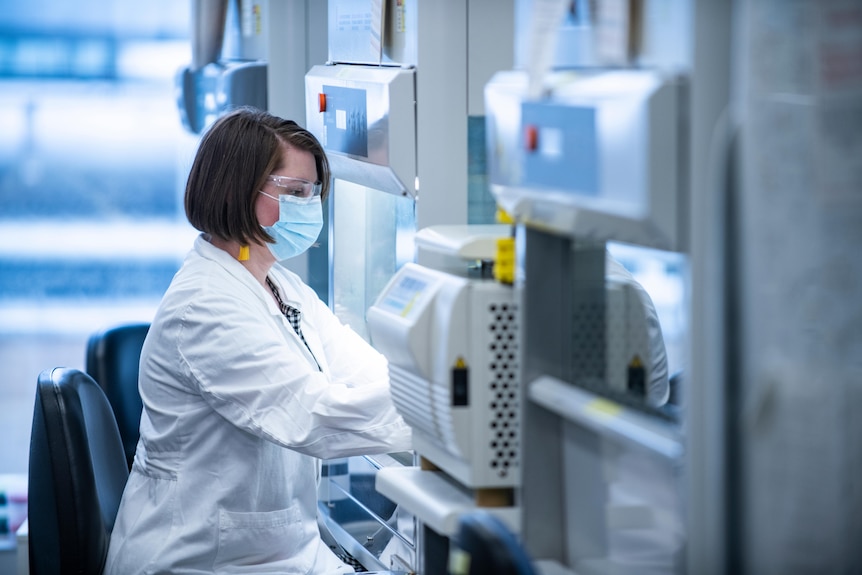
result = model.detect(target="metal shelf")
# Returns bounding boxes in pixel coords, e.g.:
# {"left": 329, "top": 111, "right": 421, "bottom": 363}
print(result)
{"left": 376, "top": 467, "right": 520, "bottom": 537}
{"left": 528, "top": 376, "right": 683, "bottom": 463}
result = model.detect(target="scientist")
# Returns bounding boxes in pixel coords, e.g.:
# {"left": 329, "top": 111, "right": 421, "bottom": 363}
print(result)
{"left": 104, "top": 107, "right": 412, "bottom": 574}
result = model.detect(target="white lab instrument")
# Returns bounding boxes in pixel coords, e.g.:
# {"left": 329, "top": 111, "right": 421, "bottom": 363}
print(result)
{"left": 367, "top": 225, "right": 520, "bottom": 492}
{"left": 604, "top": 255, "right": 670, "bottom": 406}
{"left": 485, "top": 68, "right": 687, "bottom": 252}
{"left": 484, "top": 12, "right": 689, "bottom": 570}
{"left": 305, "top": 64, "right": 417, "bottom": 199}
{"left": 305, "top": 2, "right": 517, "bottom": 571}
{"left": 367, "top": 225, "right": 522, "bottom": 538}
{"left": 365, "top": 224, "right": 665, "bottom": 543}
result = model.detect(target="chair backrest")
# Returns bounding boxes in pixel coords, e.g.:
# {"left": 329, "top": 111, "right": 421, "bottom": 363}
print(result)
{"left": 28, "top": 368, "right": 129, "bottom": 575}
{"left": 28, "top": 367, "right": 130, "bottom": 575}
{"left": 85, "top": 323, "right": 149, "bottom": 469}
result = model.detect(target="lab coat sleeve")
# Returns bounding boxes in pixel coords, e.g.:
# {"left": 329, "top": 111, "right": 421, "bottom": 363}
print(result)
{"left": 305, "top": 290, "right": 390, "bottom": 389}
{"left": 175, "top": 289, "right": 412, "bottom": 460}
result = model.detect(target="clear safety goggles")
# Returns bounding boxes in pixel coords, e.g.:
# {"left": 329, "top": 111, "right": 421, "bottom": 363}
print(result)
{"left": 264, "top": 175, "right": 322, "bottom": 202}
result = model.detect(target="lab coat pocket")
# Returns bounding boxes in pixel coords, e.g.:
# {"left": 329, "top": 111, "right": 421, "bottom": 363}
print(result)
{"left": 214, "top": 505, "right": 308, "bottom": 573}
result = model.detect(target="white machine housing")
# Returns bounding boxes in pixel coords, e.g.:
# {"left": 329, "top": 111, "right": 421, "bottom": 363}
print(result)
{"left": 485, "top": 69, "right": 687, "bottom": 252}
{"left": 605, "top": 277, "right": 654, "bottom": 396}
{"left": 305, "top": 64, "right": 416, "bottom": 198}
{"left": 367, "top": 262, "right": 520, "bottom": 489}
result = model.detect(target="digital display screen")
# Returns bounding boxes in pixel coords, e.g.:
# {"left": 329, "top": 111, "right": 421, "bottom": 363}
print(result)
{"left": 378, "top": 273, "right": 428, "bottom": 318}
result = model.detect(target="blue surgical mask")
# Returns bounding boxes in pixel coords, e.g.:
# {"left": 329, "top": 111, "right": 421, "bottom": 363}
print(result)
{"left": 260, "top": 193, "right": 323, "bottom": 261}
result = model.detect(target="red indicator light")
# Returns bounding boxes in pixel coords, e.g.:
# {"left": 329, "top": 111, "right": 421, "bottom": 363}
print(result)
{"left": 524, "top": 125, "right": 538, "bottom": 151}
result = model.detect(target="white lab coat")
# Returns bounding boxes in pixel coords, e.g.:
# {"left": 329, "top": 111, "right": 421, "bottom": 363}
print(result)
{"left": 104, "top": 235, "right": 413, "bottom": 575}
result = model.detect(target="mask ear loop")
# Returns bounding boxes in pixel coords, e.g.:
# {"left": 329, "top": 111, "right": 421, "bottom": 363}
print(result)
{"left": 238, "top": 245, "right": 250, "bottom": 261}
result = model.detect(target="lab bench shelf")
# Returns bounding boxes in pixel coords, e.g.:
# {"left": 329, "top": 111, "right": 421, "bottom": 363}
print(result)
{"left": 528, "top": 376, "right": 683, "bottom": 463}
{"left": 375, "top": 467, "right": 520, "bottom": 537}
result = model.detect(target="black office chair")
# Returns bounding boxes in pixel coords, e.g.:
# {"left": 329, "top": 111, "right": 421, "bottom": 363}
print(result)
{"left": 28, "top": 367, "right": 130, "bottom": 575}
{"left": 86, "top": 322, "right": 149, "bottom": 469}
{"left": 449, "top": 511, "right": 538, "bottom": 575}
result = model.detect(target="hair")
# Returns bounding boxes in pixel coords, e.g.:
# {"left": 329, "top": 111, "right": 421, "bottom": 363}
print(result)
{"left": 184, "top": 106, "right": 330, "bottom": 246}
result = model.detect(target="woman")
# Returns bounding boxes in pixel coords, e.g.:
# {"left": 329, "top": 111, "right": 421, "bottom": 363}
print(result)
{"left": 104, "top": 107, "right": 412, "bottom": 574}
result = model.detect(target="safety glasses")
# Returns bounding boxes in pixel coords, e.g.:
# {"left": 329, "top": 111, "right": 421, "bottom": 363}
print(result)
{"left": 265, "top": 175, "right": 322, "bottom": 201}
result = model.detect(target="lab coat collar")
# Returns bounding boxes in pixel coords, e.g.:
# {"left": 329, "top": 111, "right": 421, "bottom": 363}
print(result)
{"left": 191, "top": 236, "right": 319, "bottom": 374}
{"left": 193, "top": 234, "right": 285, "bottom": 317}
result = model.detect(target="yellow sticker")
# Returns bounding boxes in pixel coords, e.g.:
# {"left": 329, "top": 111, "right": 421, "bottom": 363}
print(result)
{"left": 585, "top": 398, "right": 622, "bottom": 418}
{"left": 399, "top": 292, "right": 420, "bottom": 317}
{"left": 448, "top": 548, "right": 471, "bottom": 575}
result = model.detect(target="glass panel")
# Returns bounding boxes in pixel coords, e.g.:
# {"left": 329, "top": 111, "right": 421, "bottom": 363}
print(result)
{"left": 329, "top": 179, "right": 415, "bottom": 340}
{"left": 318, "top": 455, "right": 416, "bottom": 570}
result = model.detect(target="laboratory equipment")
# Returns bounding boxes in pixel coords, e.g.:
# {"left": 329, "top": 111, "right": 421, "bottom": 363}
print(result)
{"left": 485, "top": 68, "right": 686, "bottom": 253}
{"left": 368, "top": 224, "right": 522, "bottom": 575}
{"left": 307, "top": 1, "right": 516, "bottom": 572}
{"left": 368, "top": 226, "right": 521, "bottom": 493}
{"left": 483, "top": 1, "right": 691, "bottom": 573}
{"left": 485, "top": 65, "right": 685, "bottom": 409}
{"left": 305, "top": 0, "right": 515, "bottom": 339}
{"left": 177, "top": 0, "right": 269, "bottom": 134}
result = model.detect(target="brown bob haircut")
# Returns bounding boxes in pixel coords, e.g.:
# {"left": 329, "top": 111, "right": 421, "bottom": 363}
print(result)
{"left": 184, "top": 106, "right": 331, "bottom": 246}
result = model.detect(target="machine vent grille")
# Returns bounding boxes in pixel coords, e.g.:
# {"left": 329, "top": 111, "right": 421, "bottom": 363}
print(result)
{"left": 571, "top": 299, "right": 605, "bottom": 390}
{"left": 486, "top": 301, "right": 520, "bottom": 478}
{"left": 389, "top": 363, "right": 438, "bottom": 439}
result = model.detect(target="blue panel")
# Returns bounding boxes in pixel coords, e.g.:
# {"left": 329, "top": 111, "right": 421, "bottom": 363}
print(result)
{"left": 322, "top": 85, "right": 368, "bottom": 157}
{"left": 522, "top": 101, "right": 599, "bottom": 196}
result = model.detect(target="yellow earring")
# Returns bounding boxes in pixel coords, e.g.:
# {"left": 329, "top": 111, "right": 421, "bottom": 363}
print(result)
{"left": 238, "top": 245, "right": 249, "bottom": 261}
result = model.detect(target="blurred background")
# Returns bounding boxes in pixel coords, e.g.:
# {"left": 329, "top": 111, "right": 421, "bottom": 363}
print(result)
{"left": 0, "top": 0, "right": 199, "bottom": 475}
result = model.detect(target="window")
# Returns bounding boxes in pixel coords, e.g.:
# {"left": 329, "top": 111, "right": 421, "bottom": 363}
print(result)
{"left": 0, "top": 1, "right": 196, "bottom": 474}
